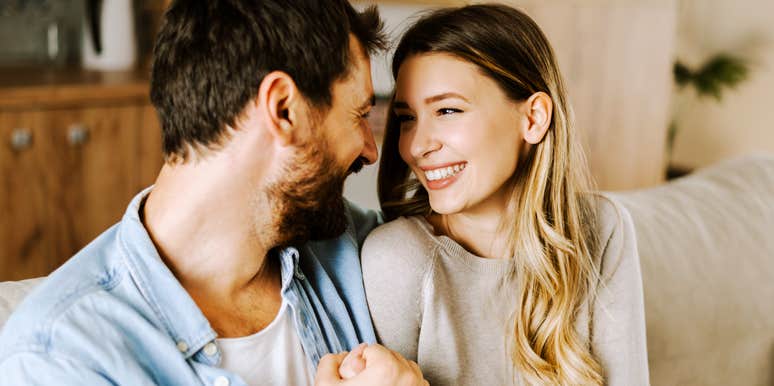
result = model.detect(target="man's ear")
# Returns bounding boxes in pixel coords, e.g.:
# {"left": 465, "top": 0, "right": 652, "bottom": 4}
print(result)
{"left": 257, "top": 71, "right": 304, "bottom": 146}
{"left": 522, "top": 92, "right": 553, "bottom": 145}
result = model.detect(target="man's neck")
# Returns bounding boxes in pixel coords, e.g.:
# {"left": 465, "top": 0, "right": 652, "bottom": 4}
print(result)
{"left": 142, "top": 161, "right": 284, "bottom": 337}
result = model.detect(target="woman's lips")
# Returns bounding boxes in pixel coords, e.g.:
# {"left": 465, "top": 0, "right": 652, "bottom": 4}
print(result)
{"left": 421, "top": 162, "right": 467, "bottom": 190}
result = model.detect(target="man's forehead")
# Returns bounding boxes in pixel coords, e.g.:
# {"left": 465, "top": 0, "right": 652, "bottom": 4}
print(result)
{"left": 323, "top": 35, "right": 373, "bottom": 110}
{"left": 335, "top": 65, "right": 373, "bottom": 108}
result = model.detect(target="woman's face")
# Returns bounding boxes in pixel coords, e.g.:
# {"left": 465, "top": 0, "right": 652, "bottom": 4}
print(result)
{"left": 394, "top": 53, "right": 529, "bottom": 216}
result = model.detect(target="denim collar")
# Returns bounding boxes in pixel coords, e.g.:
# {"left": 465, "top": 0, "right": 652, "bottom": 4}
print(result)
{"left": 115, "top": 187, "right": 300, "bottom": 358}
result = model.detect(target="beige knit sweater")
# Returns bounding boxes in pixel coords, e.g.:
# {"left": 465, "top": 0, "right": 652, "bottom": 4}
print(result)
{"left": 362, "top": 196, "right": 649, "bottom": 386}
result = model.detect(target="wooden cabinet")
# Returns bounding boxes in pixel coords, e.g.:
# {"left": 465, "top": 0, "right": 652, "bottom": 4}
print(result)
{"left": 0, "top": 69, "right": 163, "bottom": 281}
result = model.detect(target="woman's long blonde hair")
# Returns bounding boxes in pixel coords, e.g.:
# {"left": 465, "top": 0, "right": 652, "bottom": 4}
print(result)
{"left": 378, "top": 4, "right": 604, "bottom": 385}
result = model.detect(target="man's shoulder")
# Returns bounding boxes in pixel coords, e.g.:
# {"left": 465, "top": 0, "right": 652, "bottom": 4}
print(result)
{"left": 0, "top": 225, "right": 131, "bottom": 358}
{"left": 343, "top": 199, "right": 382, "bottom": 247}
{"left": 303, "top": 200, "right": 381, "bottom": 258}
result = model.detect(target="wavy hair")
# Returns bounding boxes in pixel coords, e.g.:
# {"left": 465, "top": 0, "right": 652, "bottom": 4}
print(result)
{"left": 377, "top": 4, "right": 603, "bottom": 385}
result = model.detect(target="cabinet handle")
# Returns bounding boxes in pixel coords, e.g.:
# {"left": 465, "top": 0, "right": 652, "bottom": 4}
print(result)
{"left": 10, "top": 128, "right": 33, "bottom": 151}
{"left": 68, "top": 124, "right": 90, "bottom": 146}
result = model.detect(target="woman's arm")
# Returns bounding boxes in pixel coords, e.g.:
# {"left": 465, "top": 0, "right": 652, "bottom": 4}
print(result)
{"left": 591, "top": 198, "right": 650, "bottom": 385}
{"left": 361, "top": 220, "right": 432, "bottom": 362}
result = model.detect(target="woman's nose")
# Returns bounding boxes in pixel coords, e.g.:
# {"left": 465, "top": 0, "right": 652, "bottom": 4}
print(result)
{"left": 410, "top": 120, "right": 442, "bottom": 159}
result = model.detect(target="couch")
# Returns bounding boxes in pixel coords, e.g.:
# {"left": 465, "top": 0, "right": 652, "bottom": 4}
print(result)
{"left": 2, "top": 155, "right": 773, "bottom": 385}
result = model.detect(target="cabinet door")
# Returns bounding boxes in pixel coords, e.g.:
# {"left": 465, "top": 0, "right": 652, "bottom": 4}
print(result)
{"left": 0, "top": 104, "right": 157, "bottom": 281}
{"left": 45, "top": 105, "right": 143, "bottom": 264}
{"left": 1, "top": 110, "right": 58, "bottom": 280}
{"left": 138, "top": 104, "right": 164, "bottom": 189}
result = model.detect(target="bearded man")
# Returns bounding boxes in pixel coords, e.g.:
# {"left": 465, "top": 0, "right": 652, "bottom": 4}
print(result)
{"left": 0, "top": 1, "right": 426, "bottom": 385}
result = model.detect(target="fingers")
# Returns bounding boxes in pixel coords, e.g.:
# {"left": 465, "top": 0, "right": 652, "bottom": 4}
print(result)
{"left": 359, "top": 342, "right": 392, "bottom": 362}
{"left": 315, "top": 352, "right": 348, "bottom": 386}
{"left": 317, "top": 344, "right": 427, "bottom": 386}
{"left": 339, "top": 343, "right": 367, "bottom": 379}
{"left": 359, "top": 344, "right": 427, "bottom": 386}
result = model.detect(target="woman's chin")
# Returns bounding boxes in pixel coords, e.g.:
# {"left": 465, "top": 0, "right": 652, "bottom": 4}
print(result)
{"left": 429, "top": 200, "right": 464, "bottom": 216}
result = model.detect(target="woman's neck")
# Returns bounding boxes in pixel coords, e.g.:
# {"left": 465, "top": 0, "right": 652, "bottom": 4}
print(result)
{"left": 428, "top": 208, "right": 510, "bottom": 259}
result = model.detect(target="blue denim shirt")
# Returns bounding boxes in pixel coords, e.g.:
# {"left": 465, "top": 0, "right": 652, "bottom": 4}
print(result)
{"left": 0, "top": 188, "right": 380, "bottom": 385}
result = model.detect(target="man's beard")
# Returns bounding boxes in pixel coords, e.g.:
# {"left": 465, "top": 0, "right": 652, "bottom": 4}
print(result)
{"left": 265, "top": 139, "right": 355, "bottom": 247}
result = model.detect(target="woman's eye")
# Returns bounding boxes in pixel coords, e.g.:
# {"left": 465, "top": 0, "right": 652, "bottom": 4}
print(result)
{"left": 437, "top": 108, "right": 463, "bottom": 115}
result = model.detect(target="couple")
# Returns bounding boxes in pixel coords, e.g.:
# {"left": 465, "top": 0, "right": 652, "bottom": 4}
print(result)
{"left": 0, "top": 1, "right": 648, "bottom": 385}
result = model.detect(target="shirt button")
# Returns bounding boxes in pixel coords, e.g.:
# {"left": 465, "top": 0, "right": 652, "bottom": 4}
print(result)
{"left": 203, "top": 342, "right": 219, "bottom": 357}
{"left": 176, "top": 341, "right": 189, "bottom": 353}
{"left": 214, "top": 376, "right": 230, "bottom": 386}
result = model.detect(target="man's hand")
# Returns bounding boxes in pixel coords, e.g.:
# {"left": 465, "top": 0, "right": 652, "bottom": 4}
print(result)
{"left": 315, "top": 343, "right": 428, "bottom": 386}
{"left": 338, "top": 343, "right": 367, "bottom": 379}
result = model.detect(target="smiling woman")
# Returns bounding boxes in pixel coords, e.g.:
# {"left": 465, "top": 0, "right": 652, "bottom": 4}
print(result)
{"left": 362, "top": 4, "right": 648, "bottom": 386}
{"left": 391, "top": 53, "right": 542, "bottom": 217}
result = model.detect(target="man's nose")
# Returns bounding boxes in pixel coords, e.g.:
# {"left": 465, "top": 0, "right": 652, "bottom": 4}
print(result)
{"left": 361, "top": 123, "right": 379, "bottom": 165}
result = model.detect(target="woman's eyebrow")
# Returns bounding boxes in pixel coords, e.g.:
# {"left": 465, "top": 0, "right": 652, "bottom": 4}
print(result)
{"left": 424, "top": 92, "right": 469, "bottom": 104}
{"left": 394, "top": 92, "right": 469, "bottom": 110}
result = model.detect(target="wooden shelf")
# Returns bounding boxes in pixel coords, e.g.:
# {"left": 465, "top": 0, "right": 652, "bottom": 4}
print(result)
{"left": 0, "top": 67, "right": 151, "bottom": 110}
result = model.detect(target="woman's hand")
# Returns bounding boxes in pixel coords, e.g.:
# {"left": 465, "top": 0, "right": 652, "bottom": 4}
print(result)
{"left": 315, "top": 343, "right": 428, "bottom": 386}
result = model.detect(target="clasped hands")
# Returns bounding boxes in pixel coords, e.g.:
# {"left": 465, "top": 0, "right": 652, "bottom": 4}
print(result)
{"left": 315, "top": 343, "right": 428, "bottom": 386}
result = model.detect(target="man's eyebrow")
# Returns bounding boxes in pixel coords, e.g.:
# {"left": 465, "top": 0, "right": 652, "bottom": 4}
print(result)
{"left": 393, "top": 92, "right": 469, "bottom": 110}
{"left": 358, "top": 94, "right": 376, "bottom": 111}
{"left": 393, "top": 101, "right": 409, "bottom": 109}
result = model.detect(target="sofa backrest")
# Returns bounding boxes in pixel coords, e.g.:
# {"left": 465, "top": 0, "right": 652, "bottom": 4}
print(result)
{"left": 611, "top": 154, "right": 774, "bottom": 386}
{"left": 0, "top": 278, "right": 44, "bottom": 331}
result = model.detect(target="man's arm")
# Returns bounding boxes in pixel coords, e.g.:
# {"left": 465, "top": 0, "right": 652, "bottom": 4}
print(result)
{"left": 0, "top": 352, "right": 115, "bottom": 386}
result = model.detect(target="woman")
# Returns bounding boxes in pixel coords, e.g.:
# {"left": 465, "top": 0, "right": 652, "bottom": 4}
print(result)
{"left": 361, "top": 4, "right": 648, "bottom": 386}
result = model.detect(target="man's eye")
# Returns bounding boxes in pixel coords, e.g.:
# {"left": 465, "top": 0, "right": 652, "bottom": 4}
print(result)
{"left": 361, "top": 111, "right": 371, "bottom": 119}
{"left": 437, "top": 108, "right": 462, "bottom": 115}
{"left": 395, "top": 114, "right": 415, "bottom": 123}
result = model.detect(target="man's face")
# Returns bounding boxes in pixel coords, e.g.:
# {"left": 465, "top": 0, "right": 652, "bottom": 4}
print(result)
{"left": 318, "top": 35, "right": 379, "bottom": 174}
{"left": 268, "top": 36, "right": 377, "bottom": 246}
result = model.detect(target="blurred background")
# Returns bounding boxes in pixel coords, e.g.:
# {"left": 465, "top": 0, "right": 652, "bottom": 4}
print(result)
{"left": 0, "top": 0, "right": 772, "bottom": 281}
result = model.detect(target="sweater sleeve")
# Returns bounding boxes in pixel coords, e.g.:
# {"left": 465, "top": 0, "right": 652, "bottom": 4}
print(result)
{"left": 361, "top": 218, "right": 432, "bottom": 362}
{"left": 591, "top": 197, "right": 650, "bottom": 386}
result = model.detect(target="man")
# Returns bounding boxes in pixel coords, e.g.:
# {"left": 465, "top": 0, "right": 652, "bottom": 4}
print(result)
{"left": 0, "top": 1, "right": 425, "bottom": 385}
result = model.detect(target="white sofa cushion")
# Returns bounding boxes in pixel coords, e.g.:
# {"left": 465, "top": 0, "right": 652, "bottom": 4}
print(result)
{"left": 0, "top": 277, "right": 44, "bottom": 331}
{"left": 611, "top": 154, "right": 774, "bottom": 386}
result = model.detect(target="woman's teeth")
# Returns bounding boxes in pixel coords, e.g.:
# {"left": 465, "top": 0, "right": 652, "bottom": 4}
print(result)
{"left": 425, "top": 163, "right": 466, "bottom": 181}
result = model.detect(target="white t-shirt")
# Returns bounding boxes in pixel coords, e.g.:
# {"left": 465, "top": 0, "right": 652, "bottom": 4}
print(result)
{"left": 216, "top": 301, "right": 316, "bottom": 386}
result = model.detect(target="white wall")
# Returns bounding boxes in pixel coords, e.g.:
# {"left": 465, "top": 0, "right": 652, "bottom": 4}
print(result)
{"left": 671, "top": 0, "right": 774, "bottom": 169}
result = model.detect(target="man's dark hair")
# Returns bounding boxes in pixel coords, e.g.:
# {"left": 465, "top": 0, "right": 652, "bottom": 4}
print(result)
{"left": 150, "top": 1, "right": 385, "bottom": 161}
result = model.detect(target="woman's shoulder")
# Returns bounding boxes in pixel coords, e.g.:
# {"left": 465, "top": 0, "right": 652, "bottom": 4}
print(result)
{"left": 362, "top": 216, "right": 438, "bottom": 270}
{"left": 591, "top": 193, "right": 639, "bottom": 282}
{"left": 593, "top": 194, "right": 634, "bottom": 243}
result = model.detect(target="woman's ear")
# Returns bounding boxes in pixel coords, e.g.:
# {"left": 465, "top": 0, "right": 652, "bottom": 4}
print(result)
{"left": 522, "top": 92, "right": 552, "bottom": 145}
{"left": 257, "top": 71, "right": 303, "bottom": 146}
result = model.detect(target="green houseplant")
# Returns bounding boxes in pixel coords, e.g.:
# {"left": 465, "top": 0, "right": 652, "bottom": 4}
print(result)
{"left": 667, "top": 54, "right": 750, "bottom": 178}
